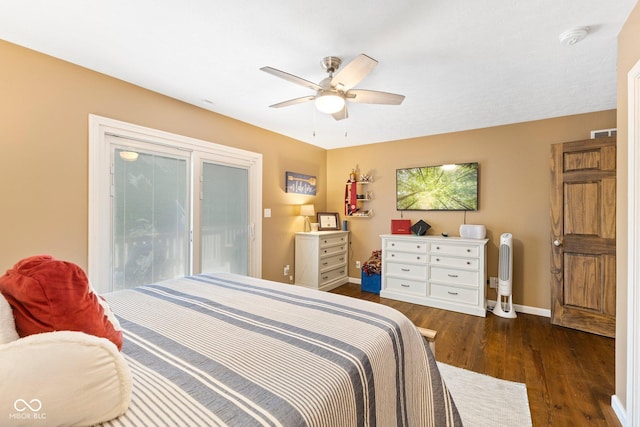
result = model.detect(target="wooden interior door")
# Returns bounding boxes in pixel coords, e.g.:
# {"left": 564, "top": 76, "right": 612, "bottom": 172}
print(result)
{"left": 550, "top": 137, "right": 616, "bottom": 337}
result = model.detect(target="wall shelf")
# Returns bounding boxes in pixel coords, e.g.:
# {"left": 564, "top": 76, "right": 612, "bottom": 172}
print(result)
{"left": 345, "top": 179, "right": 374, "bottom": 218}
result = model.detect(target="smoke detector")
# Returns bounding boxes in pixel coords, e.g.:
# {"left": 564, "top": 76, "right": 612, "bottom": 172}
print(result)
{"left": 559, "top": 26, "right": 589, "bottom": 46}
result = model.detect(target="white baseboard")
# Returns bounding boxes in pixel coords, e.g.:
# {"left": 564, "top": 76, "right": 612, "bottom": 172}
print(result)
{"left": 611, "top": 394, "right": 626, "bottom": 426}
{"left": 487, "top": 299, "right": 551, "bottom": 318}
{"left": 348, "top": 277, "right": 551, "bottom": 318}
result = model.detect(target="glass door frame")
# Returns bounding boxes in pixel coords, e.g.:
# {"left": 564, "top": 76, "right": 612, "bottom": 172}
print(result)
{"left": 88, "top": 114, "right": 262, "bottom": 294}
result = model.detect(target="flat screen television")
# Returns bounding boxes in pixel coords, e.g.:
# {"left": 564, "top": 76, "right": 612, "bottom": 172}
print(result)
{"left": 396, "top": 162, "right": 479, "bottom": 211}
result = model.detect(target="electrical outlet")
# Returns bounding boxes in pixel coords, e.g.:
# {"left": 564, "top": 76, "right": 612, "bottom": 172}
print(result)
{"left": 284, "top": 265, "right": 290, "bottom": 276}
{"left": 489, "top": 277, "right": 498, "bottom": 289}
{"left": 355, "top": 260, "right": 361, "bottom": 269}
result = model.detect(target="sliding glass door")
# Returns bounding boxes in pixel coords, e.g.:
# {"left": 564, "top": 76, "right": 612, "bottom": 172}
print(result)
{"left": 112, "top": 146, "right": 190, "bottom": 290}
{"left": 200, "top": 162, "right": 248, "bottom": 275}
{"left": 89, "top": 116, "right": 262, "bottom": 294}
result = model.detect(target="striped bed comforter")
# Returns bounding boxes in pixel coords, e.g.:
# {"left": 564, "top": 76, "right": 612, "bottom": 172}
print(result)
{"left": 102, "top": 273, "right": 461, "bottom": 426}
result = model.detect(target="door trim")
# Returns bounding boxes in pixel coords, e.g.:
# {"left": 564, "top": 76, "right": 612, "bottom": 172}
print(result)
{"left": 625, "top": 58, "right": 640, "bottom": 427}
{"left": 88, "top": 115, "right": 263, "bottom": 292}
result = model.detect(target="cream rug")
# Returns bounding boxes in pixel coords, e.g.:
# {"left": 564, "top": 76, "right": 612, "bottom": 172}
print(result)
{"left": 438, "top": 362, "right": 532, "bottom": 427}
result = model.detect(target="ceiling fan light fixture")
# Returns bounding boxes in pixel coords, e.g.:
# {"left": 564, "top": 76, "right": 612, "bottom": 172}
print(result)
{"left": 315, "top": 92, "right": 345, "bottom": 114}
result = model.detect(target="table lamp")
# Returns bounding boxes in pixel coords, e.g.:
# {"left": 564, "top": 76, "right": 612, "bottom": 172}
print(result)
{"left": 300, "top": 204, "right": 315, "bottom": 232}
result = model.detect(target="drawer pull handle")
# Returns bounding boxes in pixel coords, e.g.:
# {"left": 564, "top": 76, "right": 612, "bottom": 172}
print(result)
{"left": 391, "top": 243, "right": 395, "bottom": 246}
{"left": 401, "top": 268, "right": 410, "bottom": 272}
{"left": 416, "top": 245, "right": 421, "bottom": 249}
{"left": 436, "top": 246, "right": 440, "bottom": 250}
{"left": 339, "top": 257, "right": 344, "bottom": 261}
{"left": 322, "top": 276, "right": 329, "bottom": 280}
{"left": 401, "top": 284, "right": 410, "bottom": 288}
{"left": 340, "top": 270, "right": 345, "bottom": 274}
{"left": 322, "top": 262, "right": 328, "bottom": 266}
{"left": 448, "top": 274, "right": 459, "bottom": 278}
{"left": 391, "top": 254, "right": 396, "bottom": 257}
{"left": 436, "top": 258, "right": 440, "bottom": 262}
{"left": 448, "top": 291, "right": 459, "bottom": 295}
{"left": 416, "top": 256, "right": 421, "bottom": 260}
{"left": 467, "top": 249, "right": 471, "bottom": 252}
{"left": 466, "top": 261, "right": 471, "bottom": 265}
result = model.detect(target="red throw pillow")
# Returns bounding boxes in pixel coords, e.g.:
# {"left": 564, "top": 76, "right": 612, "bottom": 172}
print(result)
{"left": 0, "top": 255, "right": 123, "bottom": 350}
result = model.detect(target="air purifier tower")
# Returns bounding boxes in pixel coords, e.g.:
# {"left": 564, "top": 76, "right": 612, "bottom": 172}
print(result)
{"left": 493, "top": 233, "right": 516, "bottom": 318}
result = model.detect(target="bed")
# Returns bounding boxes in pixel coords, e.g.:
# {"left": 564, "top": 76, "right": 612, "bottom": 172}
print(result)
{"left": 101, "top": 272, "right": 462, "bottom": 426}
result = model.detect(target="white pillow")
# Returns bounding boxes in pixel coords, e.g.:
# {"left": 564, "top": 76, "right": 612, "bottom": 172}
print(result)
{"left": 0, "top": 292, "right": 19, "bottom": 344}
{"left": 0, "top": 330, "right": 131, "bottom": 426}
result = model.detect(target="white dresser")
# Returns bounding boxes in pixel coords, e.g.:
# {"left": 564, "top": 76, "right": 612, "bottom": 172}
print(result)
{"left": 380, "top": 234, "right": 488, "bottom": 317}
{"left": 295, "top": 231, "right": 349, "bottom": 291}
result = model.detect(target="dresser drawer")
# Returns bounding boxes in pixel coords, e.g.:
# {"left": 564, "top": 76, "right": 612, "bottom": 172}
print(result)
{"left": 385, "top": 262, "right": 427, "bottom": 280}
{"left": 386, "top": 251, "right": 427, "bottom": 264}
{"left": 430, "top": 243, "right": 479, "bottom": 258}
{"left": 385, "top": 239, "right": 428, "bottom": 253}
{"left": 320, "top": 266, "right": 347, "bottom": 285}
{"left": 319, "top": 253, "right": 347, "bottom": 270}
{"left": 386, "top": 276, "right": 427, "bottom": 296}
{"left": 320, "top": 244, "right": 347, "bottom": 257}
{"left": 430, "top": 266, "right": 479, "bottom": 286}
{"left": 430, "top": 284, "right": 479, "bottom": 305}
{"left": 320, "top": 235, "right": 348, "bottom": 248}
{"left": 430, "top": 255, "right": 479, "bottom": 270}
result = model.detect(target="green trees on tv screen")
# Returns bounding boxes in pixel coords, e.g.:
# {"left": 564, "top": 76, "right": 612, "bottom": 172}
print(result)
{"left": 396, "top": 163, "right": 478, "bottom": 211}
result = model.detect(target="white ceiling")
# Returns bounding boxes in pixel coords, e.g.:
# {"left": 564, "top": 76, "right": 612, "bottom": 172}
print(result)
{"left": 0, "top": 1, "right": 635, "bottom": 149}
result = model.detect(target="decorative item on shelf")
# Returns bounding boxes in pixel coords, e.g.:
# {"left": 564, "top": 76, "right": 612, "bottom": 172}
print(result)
{"left": 345, "top": 179, "right": 358, "bottom": 216}
{"left": 351, "top": 209, "right": 373, "bottom": 217}
{"left": 411, "top": 220, "right": 431, "bottom": 236}
{"left": 349, "top": 169, "right": 357, "bottom": 182}
{"left": 299, "top": 204, "right": 315, "bottom": 232}
{"left": 359, "top": 173, "right": 373, "bottom": 183}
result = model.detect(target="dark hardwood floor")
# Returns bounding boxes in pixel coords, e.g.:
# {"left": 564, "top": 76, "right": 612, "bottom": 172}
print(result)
{"left": 331, "top": 283, "right": 619, "bottom": 427}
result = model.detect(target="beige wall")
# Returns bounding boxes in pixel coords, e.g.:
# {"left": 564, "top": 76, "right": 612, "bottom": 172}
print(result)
{"left": 615, "top": 0, "right": 640, "bottom": 412}
{"left": 328, "top": 111, "right": 616, "bottom": 310}
{"left": 0, "top": 40, "right": 327, "bottom": 283}
{"left": 1, "top": 38, "right": 619, "bottom": 311}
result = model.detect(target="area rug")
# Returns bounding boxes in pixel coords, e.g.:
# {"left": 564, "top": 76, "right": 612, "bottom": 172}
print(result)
{"left": 438, "top": 362, "right": 532, "bottom": 427}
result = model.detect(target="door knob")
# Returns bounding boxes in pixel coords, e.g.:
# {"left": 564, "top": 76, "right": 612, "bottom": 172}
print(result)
{"left": 553, "top": 239, "right": 563, "bottom": 247}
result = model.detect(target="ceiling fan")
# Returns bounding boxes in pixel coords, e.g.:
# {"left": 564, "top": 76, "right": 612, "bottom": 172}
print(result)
{"left": 260, "top": 54, "right": 405, "bottom": 121}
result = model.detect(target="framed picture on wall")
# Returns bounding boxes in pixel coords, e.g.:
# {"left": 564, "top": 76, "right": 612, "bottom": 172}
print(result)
{"left": 317, "top": 212, "right": 340, "bottom": 230}
{"left": 285, "top": 171, "right": 317, "bottom": 195}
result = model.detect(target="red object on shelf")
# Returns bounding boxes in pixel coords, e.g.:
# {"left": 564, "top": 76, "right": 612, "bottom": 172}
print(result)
{"left": 391, "top": 219, "right": 411, "bottom": 234}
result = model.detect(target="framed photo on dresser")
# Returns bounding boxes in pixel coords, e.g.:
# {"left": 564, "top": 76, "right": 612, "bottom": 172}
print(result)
{"left": 317, "top": 212, "right": 340, "bottom": 230}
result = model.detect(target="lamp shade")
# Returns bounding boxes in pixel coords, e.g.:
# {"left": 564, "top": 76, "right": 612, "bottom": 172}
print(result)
{"left": 299, "top": 204, "right": 315, "bottom": 217}
{"left": 315, "top": 92, "right": 345, "bottom": 114}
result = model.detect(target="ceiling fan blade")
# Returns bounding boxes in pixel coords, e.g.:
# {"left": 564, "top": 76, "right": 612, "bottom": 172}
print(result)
{"left": 332, "top": 105, "right": 349, "bottom": 121}
{"left": 260, "top": 66, "right": 322, "bottom": 91}
{"left": 347, "top": 89, "right": 405, "bottom": 105}
{"left": 331, "top": 54, "right": 378, "bottom": 91}
{"left": 269, "top": 95, "right": 315, "bottom": 108}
